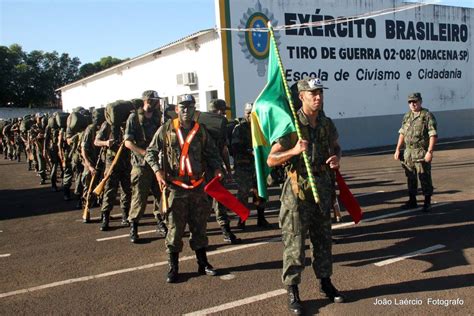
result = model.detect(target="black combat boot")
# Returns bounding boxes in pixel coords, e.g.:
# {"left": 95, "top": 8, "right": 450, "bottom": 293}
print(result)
{"left": 75, "top": 198, "right": 82, "bottom": 210}
{"left": 195, "top": 248, "right": 217, "bottom": 276}
{"left": 156, "top": 218, "right": 168, "bottom": 237}
{"left": 51, "top": 182, "right": 58, "bottom": 192}
{"left": 100, "top": 211, "right": 110, "bottom": 231}
{"left": 400, "top": 194, "right": 418, "bottom": 209}
{"left": 319, "top": 277, "right": 345, "bottom": 303}
{"left": 28, "top": 160, "right": 32, "bottom": 171}
{"left": 423, "top": 195, "right": 432, "bottom": 212}
{"left": 287, "top": 285, "right": 303, "bottom": 315}
{"left": 167, "top": 252, "right": 179, "bottom": 283}
{"left": 236, "top": 218, "right": 246, "bottom": 230}
{"left": 221, "top": 224, "right": 241, "bottom": 244}
{"left": 257, "top": 206, "right": 270, "bottom": 228}
{"left": 130, "top": 220, "right": 139, "bottom": 243}
{"left": 121, "top": 209, "right": 130, "bottom": 226}
{"left": 63, "top": 187, "right": 72, "bottom": 201}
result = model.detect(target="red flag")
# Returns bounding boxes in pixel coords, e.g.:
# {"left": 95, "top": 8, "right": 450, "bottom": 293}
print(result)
{"left": 204, "top": 176, "right": 250, "bottom": 221}
{"left": 335, "top": 170, "right": 363, "bottom": 224}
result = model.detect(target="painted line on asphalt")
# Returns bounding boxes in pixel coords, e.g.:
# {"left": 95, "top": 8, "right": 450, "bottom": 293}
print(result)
{"left": 96, "top": 229, "right": 157, "bottom": 242}
{"left": 374, "top": 244, "right": 446, "bottom": 267}
{"left": 332, "top": 202, "right": 449, "bottom": 229}
{"left": 0, "top": 254, "right": 11, "bottom": 258}
{"left": 0, "top": 237, "right": 280, "bottom": 299}
{"left": 183, "top": 289, "right": 287, "bottom": 316}
{"left": 354, "top": 190, "right": 385, "bottom": 197}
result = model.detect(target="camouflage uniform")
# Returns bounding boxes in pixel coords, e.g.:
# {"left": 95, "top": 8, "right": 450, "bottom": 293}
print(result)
{"left": 31, "top": 120, "right": 47, "bottom": 182}
{"left": 145, "top": 119, "right": 221, "bottom": 253}
{"left": 44, "top": 123, "right": 60, "bottom": 190}
{"left": 80, "top": 122, "right": 102, "bottom": 211}
{"left": 96, "top": 121, "right": 132, "bottom": 226}
{"left": 278, "top": 109, "right": 338, "bottom": 286}
{"left": 399, "top": 108, "right": 437, "bottom": 196}
{"left": 60, "top": 127, "right": 74, "bottom": 199}
{"left": 124, "top": 108, "right": 165, "bottom": 233}
{"left": 66, "top": 128, "right": 84, "bottom": 199}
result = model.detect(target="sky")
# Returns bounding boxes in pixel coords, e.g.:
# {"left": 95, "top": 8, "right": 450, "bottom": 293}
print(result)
{"left": 1, "top": 0, "right": 473, "bottom": 65}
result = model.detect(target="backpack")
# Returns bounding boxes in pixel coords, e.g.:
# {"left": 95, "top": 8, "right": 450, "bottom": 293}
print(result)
{"left": 105, "top": 100, "right": 134, "bottom": 127}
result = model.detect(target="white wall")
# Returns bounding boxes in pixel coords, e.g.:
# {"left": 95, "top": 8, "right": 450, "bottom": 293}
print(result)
{"left": 60, "top": 31, "right": 225, "bottom": 113}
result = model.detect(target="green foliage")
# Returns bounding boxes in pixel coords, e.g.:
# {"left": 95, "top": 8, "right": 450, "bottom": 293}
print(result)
{"left": 78, "top": 56, "right": 128, "bottom": 79}
{"left": 0, "top": 44, "right": 127, "bottom": 108}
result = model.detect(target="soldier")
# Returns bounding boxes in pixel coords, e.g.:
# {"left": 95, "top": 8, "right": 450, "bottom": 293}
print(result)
{"left": 394, "top": 92, "right": 438, "bottom": 212}
{"left": 206, "top": 99, "right": 241, "bottom": 244}
{"left": 94, "top": 116, "right": 132, "bottom": 231}
{"left": 145, "top": 94, "right": 221, "bottom": 283}
{"left": 231, "top": 102, "right": 269, "bottom": 228}
{"left": 44, "top": 114, "right": 61, "bottom": 192}
{"left": 81, "top": 108, "right": 105, "bottom": 221}
{"left": 31, "top": 114, "right": 48, "bottom": 184}
{"left": 125, "top": 90, "right": 168, "bottom": 243}
{"left": 267, "top": 78, "right": 344, "bottom": 314}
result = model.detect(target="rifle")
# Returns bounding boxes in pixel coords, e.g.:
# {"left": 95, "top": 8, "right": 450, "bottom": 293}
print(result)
{"left": 93, "top": 141, "right": 124, "bottom": 196}
{"left": 159, "top": 105, "right": 169, "bottom": 214}
{"left": 82, "top": 147, "right": 105, "bottom": 222}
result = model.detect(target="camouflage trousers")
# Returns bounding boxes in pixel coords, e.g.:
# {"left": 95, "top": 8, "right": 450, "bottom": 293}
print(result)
{"left": 165, "top": 186, "right": 211, "bottom": 253}
{"left": 128, "top": 165, "right": 161, "bottom": 222}
{"left": 100, "top": 162, "right": 131, "bottom": 215}
{"left": 234, "top": 167, "right": 263, "bottom": 209}
{"left": 62, "top": 157, "right": 73, "bottom": 189}
{"left": 48, "top": 148, "right": 59, "bottom": 187}
{"left": 402, "top": 160, "right": 433, "bottom": 196}
{"left": 35, "top": 144, "right": 47, "bottom": 180}
{"left": 280, "top": 199, "right": 332, "bottom": 286}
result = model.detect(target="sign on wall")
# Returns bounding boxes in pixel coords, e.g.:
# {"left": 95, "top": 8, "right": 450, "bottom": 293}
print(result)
{"left": 221, "top": 0, "right": 472, "bottom": 119}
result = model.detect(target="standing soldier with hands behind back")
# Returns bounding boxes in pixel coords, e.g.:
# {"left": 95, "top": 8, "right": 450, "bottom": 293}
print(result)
{"left": 145, "top": 94, "right": 222, "bottom": 283}
{"left": 394, "top": 92, "right": 438, "bottom": 211}
{"left": 267, "top": 78, "right": 344, "bottom": 315}
{"left": 124, "top": 90, "right": 167, "bottom": 243}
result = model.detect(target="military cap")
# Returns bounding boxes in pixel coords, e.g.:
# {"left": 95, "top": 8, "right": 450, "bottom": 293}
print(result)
{"left": 297, "top": 77, "right": 328, "bottom": 92}
{"left": 131, "top": 98, "right": 144, "bottom": 109}
{"left": 408, "top": 92, "right": 422, "bottom": 101}
{"left": 178, "top": 94, "right": 195, "bottom": 104}
{"left": 142, "top": 90, "right": 160, "bottom": 100}
{"left": 244, "top": 102, "right": 253, "bottom": 113}
{"left": 209, "top": 99, "right": 227, "bottom": 111}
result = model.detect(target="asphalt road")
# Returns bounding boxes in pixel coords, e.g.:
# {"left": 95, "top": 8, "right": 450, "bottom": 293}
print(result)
{"left": 0, "top": 139, "right": 473, "bottom": 315}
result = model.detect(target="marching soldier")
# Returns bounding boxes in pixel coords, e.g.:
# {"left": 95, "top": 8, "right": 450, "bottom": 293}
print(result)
{"left": 44, "top": 114, "right": 61, "bottom": 192}
{"left": 124, "top": 90, "right": 168, "bottom": 243}
{"left": 207, "top": 99, "right": 241, "bottom": 244}
{"left": 94, "top": 116, "right": 132, "bottom": 231}
{"left": 231, "top": 103, "right": 269, "bottom": 228}
{"left": 31, "top": 114, "right": 48, "bottom": 184}
{"left": 145, "top": 94, "right": 221, "bottom": 283}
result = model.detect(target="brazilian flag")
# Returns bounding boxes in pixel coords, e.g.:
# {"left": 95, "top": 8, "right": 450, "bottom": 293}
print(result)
{"left": 250, "top": 32, "right": 296, "bottom": 199}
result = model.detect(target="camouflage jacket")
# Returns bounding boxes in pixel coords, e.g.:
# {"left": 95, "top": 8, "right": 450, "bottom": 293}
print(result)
{"left": 145, "top": 119, "right": 222, "bottom": 187}
{"left": 231, "top": 119, "right": 253, "bottom": 169}
{"left": 124, "top": 109, "right": 161, "bottom": 167}
{"left": 278, "top": 109, "right": 338, "bottom": 211}
{"left": 399, "top": 108, "right": 437, "bottom": 150}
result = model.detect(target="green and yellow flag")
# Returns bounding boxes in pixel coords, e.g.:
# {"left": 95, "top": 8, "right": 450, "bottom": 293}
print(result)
{"left": 250, "top": 30, "right": 296, "bottom": 199}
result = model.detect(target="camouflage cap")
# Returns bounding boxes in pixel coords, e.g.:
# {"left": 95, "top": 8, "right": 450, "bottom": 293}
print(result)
{"left": 178, "top": 94, "right": 195, "bottom": 104}
{"left": 209, "top": 99, "right": 228, "bottom": 111}
{"left": 142, "top": 90, "right": 160, "bottom": 100}
{"left": 408, "top": 92, "right": 422, "bottom": 101}
{"left": 130, "top": 98, "right": 144, "bottom": 109}
{"left": 244, "top": 102, "right": 253, "bottom": 113}
{"left": 297, "top": 77, "right": 328, "bottom": 92}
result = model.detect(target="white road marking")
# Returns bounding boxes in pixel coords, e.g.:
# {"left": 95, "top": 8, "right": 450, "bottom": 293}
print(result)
{"left": 183, "top": 289, "right": 287, "bottom": 316}
{"left": 374, "top": 244, "right": 446, "bottom": 267}
{"left": 96, "top": 229, "right": 157, "bottom": 241}
{"left": 0, "top": 238, "right": 280, "bottom": 299}
{"left": 354, "top": 190, "right": 385, "bottom": 197}
{"left": 0, "top": 254, "right": 11, "bottom": 258}
{"left": 332, "top": 202, "right": 449, "bottom": 229}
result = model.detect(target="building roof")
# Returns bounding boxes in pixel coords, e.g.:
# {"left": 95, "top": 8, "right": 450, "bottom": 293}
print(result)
{"left": 56, "top": 28, "right": 216, "bottom": 91}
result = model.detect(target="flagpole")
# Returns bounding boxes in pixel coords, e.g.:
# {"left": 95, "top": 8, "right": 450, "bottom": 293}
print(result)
{"left": 267, "top": 21, "right": 320, "bottom": 204}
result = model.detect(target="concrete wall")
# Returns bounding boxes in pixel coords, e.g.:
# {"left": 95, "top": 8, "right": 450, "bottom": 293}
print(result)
{"left": 335, "top": 108, "right": 474, "bottom": 150}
